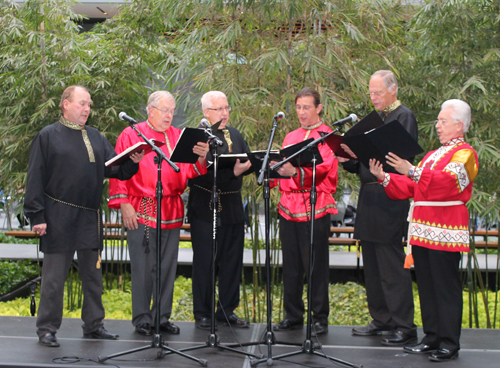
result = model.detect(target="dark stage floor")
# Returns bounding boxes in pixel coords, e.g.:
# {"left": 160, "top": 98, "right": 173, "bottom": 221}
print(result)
{"left": 0, "top": 316, "right": 499, "bottom": 368}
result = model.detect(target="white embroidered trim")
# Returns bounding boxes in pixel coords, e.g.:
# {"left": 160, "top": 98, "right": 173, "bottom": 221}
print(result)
{"left": 444, "top": 162, "right": 470, "bottom": 192}
{"left": 382, "top": 173, "right": 390, "bottom": 187}
{"left": 413, "top": 166, "right": 423, "bottom": 183}
{"left": 409, "top": 222, "right": 469, "bottom": 247}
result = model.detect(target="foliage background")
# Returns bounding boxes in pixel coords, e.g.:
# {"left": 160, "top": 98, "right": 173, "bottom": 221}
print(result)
{"left": 1, "top": 274, "right": 499, "bottom": 329}
{"left": 1, "top": 0, "right": 499, "bottom": 327}
{"left": 1, "top": 0, "right": 499, "bottom": 214}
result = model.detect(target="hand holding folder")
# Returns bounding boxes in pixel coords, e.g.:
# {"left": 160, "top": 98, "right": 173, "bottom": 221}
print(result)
{"left": 105, "top": 139, "right": 164, "bottom": 167}
{"left": 170, "top": 128, "right": 209, "bottom": 164}
{"left": 322, "top": 110, "right": 423, "bottom": 167}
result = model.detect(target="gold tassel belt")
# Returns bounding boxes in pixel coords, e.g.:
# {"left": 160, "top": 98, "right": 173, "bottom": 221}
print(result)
{"left": 193, "top": 184, "right": 240, "bottom": 196}
{"left": 193, "top": 184, "right": 241, "bottom": 212}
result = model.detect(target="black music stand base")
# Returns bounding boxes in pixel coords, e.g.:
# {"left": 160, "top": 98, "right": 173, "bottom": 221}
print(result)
{"left": 98, "top": 333, "right": 207, "bottom": 366}
{"left": 250, "top": 338, "right": 362, "bottom": 367}
{"left": 174, "top": 332, "right": 263, "bottom": 358}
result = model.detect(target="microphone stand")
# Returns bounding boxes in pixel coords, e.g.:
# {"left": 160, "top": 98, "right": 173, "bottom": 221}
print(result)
{"left": 258, "top": 117, "right": 290, "bottom": 360}
{"left": 99, "top": 121, "right": 207, "bottom": 367}
{"left": 225, "top": 115, "right": 301, "bottom": 362}
{"left": 250, "top": 123, "right": 361, "bottom": 368}
{"left": 173, "top": 127, "right": 262, "bottom": 360}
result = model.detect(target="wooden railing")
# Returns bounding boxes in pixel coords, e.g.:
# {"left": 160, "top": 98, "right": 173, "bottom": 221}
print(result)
{"left": 5, "top": 226, "right": 498, "bottom": 249}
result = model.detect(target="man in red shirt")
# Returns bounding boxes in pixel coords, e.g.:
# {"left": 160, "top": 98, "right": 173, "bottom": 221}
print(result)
{"left": 109, "top": 91, "right": 208, "bottom": 336}
{"left": 272, "top": 87, "right": 338, "bottom": 336}
{"left": 370, "top": 99, "right": 478, "bottom": 362}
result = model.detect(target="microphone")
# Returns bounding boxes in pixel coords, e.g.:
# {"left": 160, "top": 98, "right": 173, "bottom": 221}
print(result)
{"left": 119, "top": 112, "right": 139, "bottom": 125}
{"left": 200, "top": 118, "right": 223, "bottom": 146}
{"left": 331, "top": 114, "right": 357, "bottom": 127}
{"left": 274, "top": 111, "right": 285, "bottom": 121}
{"left": 200, "top": 118, "right": 211, "bottom": 130}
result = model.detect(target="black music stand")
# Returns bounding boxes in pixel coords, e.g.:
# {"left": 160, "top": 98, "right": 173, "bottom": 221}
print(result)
{"left": 250, "top": 128, "right": 361, "bottom": 368}
{"left": 169, "top": 125, "right": 262, "bottom": 360}
{"left": 225, "top": 116, "right": 301, "bottom": 363}
{"left": 98, "top": 121, "right": 207, "bottom": 367}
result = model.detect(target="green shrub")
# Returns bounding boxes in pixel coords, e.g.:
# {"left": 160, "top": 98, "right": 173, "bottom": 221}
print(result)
{"left": 0, "top": 260, "right": 38, "bottom": 295}
{"left": 0, "top": 232, "right": 37, "bottom": 245}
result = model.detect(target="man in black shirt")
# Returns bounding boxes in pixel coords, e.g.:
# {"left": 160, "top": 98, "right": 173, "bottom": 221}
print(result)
{"left": 187, "top": 91, "right": 252, "bottom": 330}
{"left": 24, "top": 85, "right": 143, "bottom": 347}
{"left": 340, "top": 71, "right": 418, "bottom": 346}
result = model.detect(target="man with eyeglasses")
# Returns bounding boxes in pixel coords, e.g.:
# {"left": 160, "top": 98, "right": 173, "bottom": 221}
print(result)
{"left": 109, "top": 91, "right": 209, "bottom": 336}
{"left": 187, "top": 91, "right": 252, "bottom": 330}
{"left": 369, "top": 99, "right": 477, "bottom": 362}
{"left": 339, "top": 70, "right": 418, "bottom": 346}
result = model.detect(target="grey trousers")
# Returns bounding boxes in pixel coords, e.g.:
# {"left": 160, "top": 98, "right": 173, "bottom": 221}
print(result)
{"left": 36, "top": 249, "right": 105, "bottom": 337}
{"left": 127, "top": 223, "right": 180, "bottom": 326}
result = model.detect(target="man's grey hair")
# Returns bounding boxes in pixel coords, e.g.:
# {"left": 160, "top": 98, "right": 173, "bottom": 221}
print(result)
{"left": 201, "top": 91, "right": 227, "bottom": 110}
{"left": 441, "top": 99, "right": 471, "bottom": 133}
{"left": 146, "top": 91, "right": 175, "bottom": 112}
{"left": 371, "top": 70, "right": 398, "bottom": 94}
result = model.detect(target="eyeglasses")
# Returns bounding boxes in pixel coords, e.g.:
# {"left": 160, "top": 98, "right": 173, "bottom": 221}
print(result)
{"left": 152, "top": 106, "right": 176, "bottom": 115}
{"left": 368, "top": 91, "right": 385, "bottom": 97}
{"left": 435, "top": 119, "right": 451, "bottom": 125}
{"left": 207, "top": 106, "right": 231, "bottom": 113}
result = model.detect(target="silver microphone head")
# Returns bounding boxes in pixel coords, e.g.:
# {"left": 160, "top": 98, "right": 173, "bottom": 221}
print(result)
{"left": 119, "top": 112, "right": 127, "bottom": 120}
{"left": 200, "top": 118, "right": 211, "bottom": 129}
{"left": 349, "top": 113, "right": 358, "bottom": 122}
{"left": 275, "top": 111, "right": 285, "bottom": 120}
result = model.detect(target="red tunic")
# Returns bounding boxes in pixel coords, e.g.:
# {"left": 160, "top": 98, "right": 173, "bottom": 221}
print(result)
{"left": 382, "top": 138, "right": 478, "bottom": 252}
{"left": 108, "top": 121, "right": 207, "bottom": 229}
{"left": 275, "top": 123, "right": 338, "bottom": 222}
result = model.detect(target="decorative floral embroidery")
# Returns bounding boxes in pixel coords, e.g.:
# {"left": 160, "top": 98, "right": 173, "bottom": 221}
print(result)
{"left": 410, "top": 220, "right": 469, "bottom": 249}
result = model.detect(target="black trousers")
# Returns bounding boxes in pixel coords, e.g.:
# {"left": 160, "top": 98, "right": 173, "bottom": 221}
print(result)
{"left": 279, "top": 214, "right": 330, "bottom": 323}
{"left": 36, "top": 249, "right": 105, "bottom": 337}
{"left": 413, "top": 246, "right": 462, "bottom": 351}
{"left": 361, "top": 240, "right": 416, "bottom": 335}
{"left": 191, "top": 217, "right": 245, "bottom": 320}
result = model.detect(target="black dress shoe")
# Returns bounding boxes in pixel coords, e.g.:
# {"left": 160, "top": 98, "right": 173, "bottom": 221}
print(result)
{"left": 273, "top": 319, "right": 303, "bottom": 331}
{"left": 84, "top": 327, "right": 119, "bottom": 340}
{"left": 311, "top": 321, "right": 328, "bottom": 336}
{"left": 404, "top": 342, "right": 438, "bottom": 354}
{"left": 429, "top": 348, "right": 459, "bottom": 362}
{"left": 135, "top": 323, "right": 152, "bottom": 336}
{"left": 39, "top": 332, "right": 60, "bottom": 347}
{"left": 352, "top": 321, "right": 395, "bottom": 336}
{"left": 195, "top": 316, "right": 217, "bottom": 331}
{"left": 218, "top": 314, "right": 250, "bottom": 328}
{"left": 160, "top": 321, "right": 180, "bottom": 334}
{"left": 381, "top": 331, "right": 417, "bottom": 346}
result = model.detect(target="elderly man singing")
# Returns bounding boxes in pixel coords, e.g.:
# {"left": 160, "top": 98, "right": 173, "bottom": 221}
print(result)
{"left": 369, "top": 99, "right": 478, "bottom": 362}
{"left": 109, "top": 91, "right": 209, "bottom": 336}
